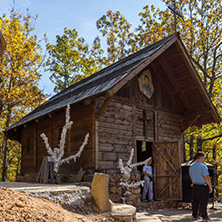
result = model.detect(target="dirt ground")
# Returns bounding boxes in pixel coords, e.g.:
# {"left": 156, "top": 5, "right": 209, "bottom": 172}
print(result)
{"left": 1, "top": 185, "right": 221, "bottom": 222}
{"left": 0, "top": 187, "right": 110, "bottom": 222}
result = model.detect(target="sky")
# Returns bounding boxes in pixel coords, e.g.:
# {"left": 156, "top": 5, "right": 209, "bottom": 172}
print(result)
{"left": 1, "top": 0, "right": 166, "bottom": 97}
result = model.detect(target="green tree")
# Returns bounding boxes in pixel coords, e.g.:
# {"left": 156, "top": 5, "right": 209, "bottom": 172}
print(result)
{"left": 96, "top": 10, "right": 137, "bottom": 65}
{"left": 0, "top": 8, "right": 46, "bottom": 181}
{"left": 45, "top": 28, "right": 105, "bottom": 92}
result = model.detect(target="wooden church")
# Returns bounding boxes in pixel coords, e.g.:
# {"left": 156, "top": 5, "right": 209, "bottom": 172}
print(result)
{"left": 5, "top": 33, "right": 220, "bottom": 200}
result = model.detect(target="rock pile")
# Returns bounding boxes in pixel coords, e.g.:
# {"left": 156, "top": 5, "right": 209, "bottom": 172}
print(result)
{"left": 109, "top": 174, "right": 142, "bottom": 206}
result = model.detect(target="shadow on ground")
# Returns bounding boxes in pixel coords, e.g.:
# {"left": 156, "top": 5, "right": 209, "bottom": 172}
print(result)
{"left": 137, "top": 203, "right": 222, "bottom": 222}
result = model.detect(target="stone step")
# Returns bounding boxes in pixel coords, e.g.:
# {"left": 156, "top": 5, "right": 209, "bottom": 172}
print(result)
{"left": 136, "top": 212, "right": 162, "bottom": 222}
{"left": 109, "top": 203, "right": 137, "bottom": 222}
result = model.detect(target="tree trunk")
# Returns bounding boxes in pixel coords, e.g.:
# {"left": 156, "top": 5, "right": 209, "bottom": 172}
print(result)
{"left": 197, "top": 136, "right": 203, "bottom": 151}
{"left": 1, "top": 135, "right": 9, "bottom": 181}
{"left": 212, "top": 144, "right": 218, "bottom": 196}
{"left": 183, "top": 135, "right": 186, "bottom": 162}
{"left": 15, "top": 148, "right": 21, "bottom": 181}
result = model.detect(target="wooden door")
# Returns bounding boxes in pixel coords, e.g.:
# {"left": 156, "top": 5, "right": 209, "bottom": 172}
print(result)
{"left": 153, "top": 141, "right": 182, "bottom": 200}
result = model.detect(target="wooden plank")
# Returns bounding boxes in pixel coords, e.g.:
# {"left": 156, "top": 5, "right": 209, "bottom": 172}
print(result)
{"left": 98, "top": 152, "right": 117, "bottom": 161}
{"left": 155, "top": 144, "right": 179, "bottom": 176}
{"left": 98, "top": 161, "right": 117, "bottom": 169}
{"left": 153, "top": 141, "right": 182, "bottom": 200}
{"left": 154, "top": 111, "right": 158, "bottom": 141}
{"left": 96, "top": 95, "right": 114, "bottom": 119}
{"left": 157, "top": 177, "right": 178, "bottom": 198}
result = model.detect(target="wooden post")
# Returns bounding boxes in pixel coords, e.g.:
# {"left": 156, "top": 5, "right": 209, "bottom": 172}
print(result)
{"left": 132, "top": 105, "right": 136, "bottom": 165}
{"left": 33, "top": 123, "right": 37, "bottom": 172}
{"left": 154, "top": 111, "right": 158, "bottom": 141}
{"left": 92, "top": 102, "right": 96, "bottom": 169}
{"left": 95, "top": 120, "right": 99, "bottom": 170}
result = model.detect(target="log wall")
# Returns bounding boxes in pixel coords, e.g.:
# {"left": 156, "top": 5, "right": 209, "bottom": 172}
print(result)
{"left": 96, "top": 98, "right": 133, "bottom": 174}
{"left": 21, "top": 102, "right": 94, "bottom": 175}
{"left": 21, "top": 123, "right": 35, "bottom": 174}
{"left": 96, "top": 66, "right": 183, "bottom": 174}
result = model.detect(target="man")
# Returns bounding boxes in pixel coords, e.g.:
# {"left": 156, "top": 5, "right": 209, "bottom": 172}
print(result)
{"left": 189, "top": 152, "right": 213, "bottom": 221}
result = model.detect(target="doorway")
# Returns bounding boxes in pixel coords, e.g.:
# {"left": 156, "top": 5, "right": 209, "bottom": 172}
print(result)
{"left": 136, "top": 140, "right": 152, "bottom": 173}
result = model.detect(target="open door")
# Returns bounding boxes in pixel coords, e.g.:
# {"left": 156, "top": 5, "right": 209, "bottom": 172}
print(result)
{"left": 153, "top": 141, "right": 182, "bottom": 200}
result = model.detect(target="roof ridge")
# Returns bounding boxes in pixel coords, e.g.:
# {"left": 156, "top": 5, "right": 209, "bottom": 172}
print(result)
{"left": 48, "top": 33, "right": 177, "bottom": 102}
{"left": 5, "top": 33, "right": 178, "bottom": 132}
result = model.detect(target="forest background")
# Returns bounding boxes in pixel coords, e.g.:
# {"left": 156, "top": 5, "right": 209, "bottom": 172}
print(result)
{"left": 0, "top": 0, "right": 221, "bottom": 196}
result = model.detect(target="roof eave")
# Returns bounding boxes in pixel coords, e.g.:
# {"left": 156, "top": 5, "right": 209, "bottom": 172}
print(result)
{"left": 175, "top": 36, "right": 221, "bottom": 124}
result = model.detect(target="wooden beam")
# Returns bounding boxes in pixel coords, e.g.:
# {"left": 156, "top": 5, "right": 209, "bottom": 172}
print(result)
{"left": 155, "top": 144, "right": 180, "bottom": 176}
{"left": 158, "top": 55, "right": 193, "bottom": 111}
{"left": 95, "top": 95, "right": 114, "bottom": 119}
{"left": 84, "top": 97, "right": 93, "bottom": 106}
{"left": 182, "top": 113, "right": 201, "bottom": 132}
{"left": 157, "top": 177, "right": 178, "bottom": 198}
{"left": 35, "top": 119, "right": 39, "bottom": 123}
{"left": 150, "top": 63, "right": 183, "bottom": 113}
{"left": 107, "top": 35, "right": 178, "bottom": 97}
{"left": 175, "top": 40, "right": 220, "bottom": 123}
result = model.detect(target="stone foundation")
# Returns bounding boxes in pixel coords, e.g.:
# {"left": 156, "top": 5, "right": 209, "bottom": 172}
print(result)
{"left": 16, "top": 172, "right": 189, "bottom": 212}
{"left": 109, "top": 174, "right": 142, "bottom": 207}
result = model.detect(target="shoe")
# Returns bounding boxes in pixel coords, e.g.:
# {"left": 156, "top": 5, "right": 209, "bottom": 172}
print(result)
{"left": 202, "top": 216, "right": 212, "bottom": 221}
{"left": 192, "top": 217, "right": 199, "bottom": 221}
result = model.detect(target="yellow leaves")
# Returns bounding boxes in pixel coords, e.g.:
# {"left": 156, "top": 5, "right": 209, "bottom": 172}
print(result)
{"left": 0, "top": 9, "right": 46, "bottom": 126}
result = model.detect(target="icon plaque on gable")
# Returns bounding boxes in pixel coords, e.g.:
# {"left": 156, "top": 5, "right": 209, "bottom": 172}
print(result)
{"left": 138, "top": 70, "right": 154, "bottom": 99}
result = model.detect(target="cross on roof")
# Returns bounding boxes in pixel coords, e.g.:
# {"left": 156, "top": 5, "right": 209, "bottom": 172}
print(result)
{"left": 167, "top": 0, "right": 184, "bottom": 33}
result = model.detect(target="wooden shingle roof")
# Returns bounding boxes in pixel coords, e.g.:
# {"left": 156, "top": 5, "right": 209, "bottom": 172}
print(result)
{"left": 5, "top": 33, "right": 220, "bottom": 136}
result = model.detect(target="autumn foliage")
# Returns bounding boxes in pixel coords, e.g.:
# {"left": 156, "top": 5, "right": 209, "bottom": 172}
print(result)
{"left": 0, "top": 9, "right": 46, "bottom": 181}
{"left": 1, "top": 1, "right": 222, "bottom": 195}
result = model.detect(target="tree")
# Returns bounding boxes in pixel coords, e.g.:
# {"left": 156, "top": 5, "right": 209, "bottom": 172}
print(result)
{"left": 96, "top": 10, "right": 137, "bottom": 65}
{"left": 0, "top": 8, "right": 46, "bottom": 181}
{"left": 45, "top": 28, "right": 105, "bottom": 92}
